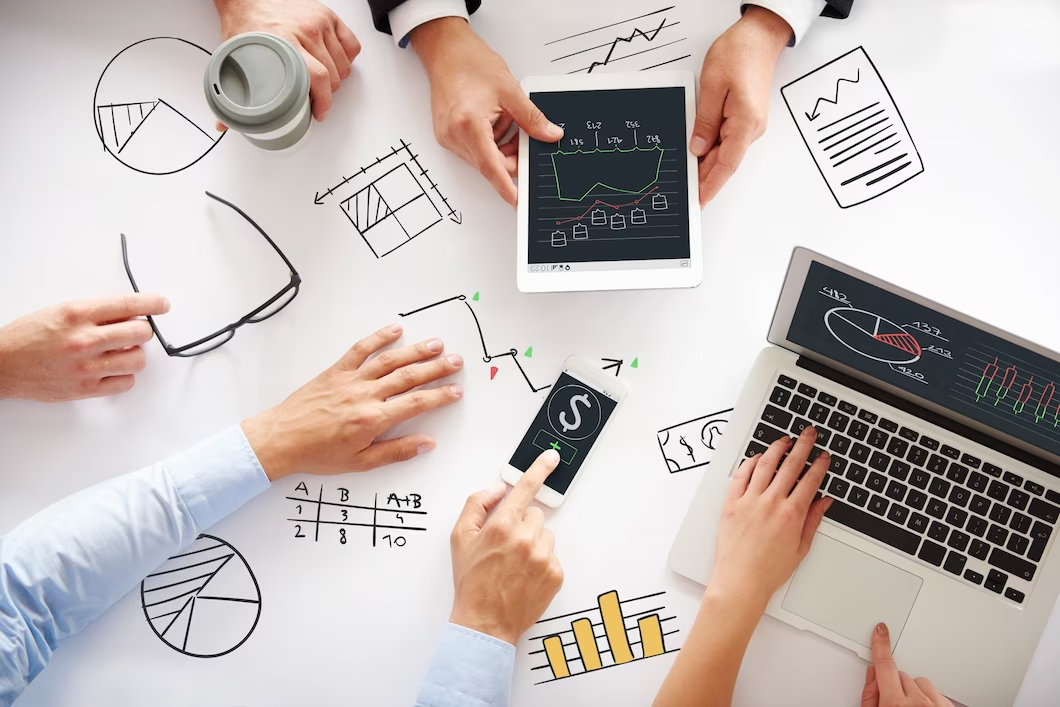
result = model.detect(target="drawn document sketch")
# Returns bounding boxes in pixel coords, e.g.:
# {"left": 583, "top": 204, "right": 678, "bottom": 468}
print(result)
{"left": 545, "top": 6, "right": 691, "bottom": 74}
{"left": 781, "top": 47, "right": 923, "bottom": 208}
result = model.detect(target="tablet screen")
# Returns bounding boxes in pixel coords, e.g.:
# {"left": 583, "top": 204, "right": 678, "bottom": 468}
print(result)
{"left": 526, "top": 87, "right": 691, "bottom": 274}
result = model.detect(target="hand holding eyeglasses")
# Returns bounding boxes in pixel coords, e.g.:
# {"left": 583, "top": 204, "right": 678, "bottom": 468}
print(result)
{"left": 241, "top": 323, "right": 465, "bottom": 479}
{"left": 0, "top": 294, "right": 170, "bottom": 401}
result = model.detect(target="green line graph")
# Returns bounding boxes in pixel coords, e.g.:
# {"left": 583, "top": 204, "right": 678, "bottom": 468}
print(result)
{"left": 549, "top": 145, "right": 665, "bottom": 201}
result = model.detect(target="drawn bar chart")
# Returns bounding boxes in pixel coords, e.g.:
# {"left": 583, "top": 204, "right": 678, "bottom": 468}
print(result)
{"left": 529, "top": 589, "right": 679, "bottom": 684}
{"left": 544, "top": 6, "right": 691, "bottom": 74}
{"left": 973, "top": 356, "right": 1060, "bottom": 425}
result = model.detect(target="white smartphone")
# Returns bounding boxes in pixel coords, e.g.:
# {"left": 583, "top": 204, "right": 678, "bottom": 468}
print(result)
{"left": 501, "top": 355, "right": 629, "bottom": 507}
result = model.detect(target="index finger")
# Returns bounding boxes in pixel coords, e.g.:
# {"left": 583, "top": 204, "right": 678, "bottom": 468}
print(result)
{"left": 468, "top": 121, "right": 518, "bottom": 206}
{"left": 871, "top": 622, "right": 904, "bottom": 701}
{"left": 501, "top": 450, "right": 560, "bottom": 519}
{"left": 86, "top": 294, "right": 170, "bottom": 323}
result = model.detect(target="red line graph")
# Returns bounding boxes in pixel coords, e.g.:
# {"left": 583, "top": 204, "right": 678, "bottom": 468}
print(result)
{"left": 874, "top": 332, "right": 921, "bottom": 357}
{"left": 554, "top": 186, "right": 660, "bottom": 226}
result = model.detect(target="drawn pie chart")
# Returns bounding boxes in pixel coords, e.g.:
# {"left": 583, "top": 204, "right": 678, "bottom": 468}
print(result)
{"left": 93, "top": 37, "right": 224, "bottom": 176}
{"left": 824, "top": 307, "right": 922, "bottom": 364}
{"left": 141, "top": 534, "right": 261, "bottom": 658}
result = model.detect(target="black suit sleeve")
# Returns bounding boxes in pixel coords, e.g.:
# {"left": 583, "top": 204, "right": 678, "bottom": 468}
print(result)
{"left": 367, "top": 0, "right": 482, "bottom": 35}
{"left": 822, "top": 0, "right": 854, "bottom": 20}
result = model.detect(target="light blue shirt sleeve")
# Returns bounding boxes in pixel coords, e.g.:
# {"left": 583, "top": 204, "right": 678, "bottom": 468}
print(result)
{"left": 416, "top": 623, "right": 516, "bottom": 707}
{"left": 0, "top": 424, "right": 270, "bottom": 706}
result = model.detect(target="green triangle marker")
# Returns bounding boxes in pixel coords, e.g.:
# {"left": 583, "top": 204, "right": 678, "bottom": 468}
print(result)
{"left": 630, "top": 357, "right": 639, "bottom": 368}
{"left": 524, "top": 347, "right": 533, "bottom": 358}
{"left": 472, "top": 292, "right": 480, "bottom": 301}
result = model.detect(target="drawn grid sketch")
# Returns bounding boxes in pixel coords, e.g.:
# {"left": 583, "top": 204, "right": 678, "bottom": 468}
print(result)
{"left": 781, "top": 46, "right": 924, "bottom": 208}
{"left": 93, "top": 37, "right": 224, "bottom": 176}
{"left": 287, "top": 482, "right": 427, "bottom": 548}
{"left": 314, "top": 140, "right": 461, "bottom": 258}
{"left": 545, "top": 6, "right": 691, "bottom": 74}
{"left": 528, "top": 589, "right": 680, "bottom": 684}
{"left": 140, "top": 534, "right": 261, "bottom": 658}
{"left": 657, "top": 408, "right": 732, "bottom": 473}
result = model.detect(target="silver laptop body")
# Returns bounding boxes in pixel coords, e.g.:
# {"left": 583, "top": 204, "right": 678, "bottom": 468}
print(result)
{"left": 670, "top": 247, "right": 1060, "bottom": 706}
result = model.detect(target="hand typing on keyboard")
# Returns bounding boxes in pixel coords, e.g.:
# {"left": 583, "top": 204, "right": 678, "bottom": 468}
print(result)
{"left": 861, "top": 622, "right": 954, "bottom": 707}
{"left": 653, "top": 426, "right": 832, "bottom": 707}
{"left": 712, "top": 425, "right": 834, "bottom": 605}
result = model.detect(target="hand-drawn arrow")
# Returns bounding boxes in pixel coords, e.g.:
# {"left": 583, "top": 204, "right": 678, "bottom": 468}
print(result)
{"left": 805, "top": 70, "right": 860, "bottom": 121}
{"left": 601, "top": 358, "right": 623, "bottom": 376}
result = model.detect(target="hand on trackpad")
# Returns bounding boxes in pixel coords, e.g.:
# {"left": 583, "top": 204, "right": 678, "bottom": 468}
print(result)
{"left": 782, "top": 534, "right": 922, "bottom": 648}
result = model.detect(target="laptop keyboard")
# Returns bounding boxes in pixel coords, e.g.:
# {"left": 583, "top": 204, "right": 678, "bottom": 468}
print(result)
{"left": 745, "top": 373, "right": 1060, "bottom": 606}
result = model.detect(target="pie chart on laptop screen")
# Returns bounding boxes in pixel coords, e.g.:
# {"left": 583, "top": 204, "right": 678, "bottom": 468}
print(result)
{"left": 825, "top": 307, "right": 922, "bottom": 365}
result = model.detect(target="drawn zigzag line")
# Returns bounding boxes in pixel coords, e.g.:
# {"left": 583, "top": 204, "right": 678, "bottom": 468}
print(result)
{"left": 587, "top": 18, "right": 667, "bottom": 73}
{"left": 805, "top": 70, "right": 860, "bottom": 121}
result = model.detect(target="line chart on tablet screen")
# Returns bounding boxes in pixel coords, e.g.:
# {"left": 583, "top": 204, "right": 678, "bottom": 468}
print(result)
{"left": 527, "top": 86, "right": 691, "bottom": 267}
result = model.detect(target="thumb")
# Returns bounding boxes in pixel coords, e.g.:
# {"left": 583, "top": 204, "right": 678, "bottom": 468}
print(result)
{"left": 501, "top": 87, "right": 563, "bottom": 143}
{"left": 860, "top": 665, "right": 880, "bottom": 707}
{"left": 355, "top": 435, "right": 435, "bottom": 470}
{"left": 455, "top": 481, "right": 509, "bottom": 536}
{"left": 797, "top": 496, "right": 832, "bottom": 560}
{"left": 690, "top": 72, "right": 726, "bottom": 156}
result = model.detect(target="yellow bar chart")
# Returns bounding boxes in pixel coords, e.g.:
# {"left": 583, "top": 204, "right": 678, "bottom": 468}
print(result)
{"left": 530, "top": 588, "right": 679, "bottom": 684}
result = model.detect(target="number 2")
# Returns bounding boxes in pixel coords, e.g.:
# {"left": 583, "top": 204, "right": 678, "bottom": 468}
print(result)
{"left": 294, "top": 524, "right": 305, "bottom": 538}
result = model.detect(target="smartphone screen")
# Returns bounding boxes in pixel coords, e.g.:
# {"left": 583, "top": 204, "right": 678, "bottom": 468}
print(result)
{"left": 509, "top": 370, "right": 620, "bottom": 494}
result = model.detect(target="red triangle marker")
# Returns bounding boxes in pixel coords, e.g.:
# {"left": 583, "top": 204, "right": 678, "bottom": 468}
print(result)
{"left": 490, "top": 366, "right": 499, "bottom": 380}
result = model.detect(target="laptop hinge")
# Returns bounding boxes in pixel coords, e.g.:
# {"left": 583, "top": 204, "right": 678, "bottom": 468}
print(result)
{"left": 796, "top": 355, "right": 1060, "bottom": 480}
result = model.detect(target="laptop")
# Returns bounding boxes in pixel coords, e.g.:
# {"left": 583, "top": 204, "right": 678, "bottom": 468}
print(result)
{"left": 670, "top": 247, "right": 1060, "bottom": 706}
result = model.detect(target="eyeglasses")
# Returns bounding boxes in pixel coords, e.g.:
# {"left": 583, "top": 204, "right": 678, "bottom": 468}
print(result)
{"left": 121, "top": 191, "right": 301, "bottom": 357}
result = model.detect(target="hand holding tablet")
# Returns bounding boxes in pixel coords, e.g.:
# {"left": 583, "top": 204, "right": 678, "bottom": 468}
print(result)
{"left": 517, "top": 71, "right": 702, "bottom": 293}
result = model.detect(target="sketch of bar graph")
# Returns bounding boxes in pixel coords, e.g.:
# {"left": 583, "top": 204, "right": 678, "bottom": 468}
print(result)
{"left": 528, "top": 589, "right": 680, "bottom": 684}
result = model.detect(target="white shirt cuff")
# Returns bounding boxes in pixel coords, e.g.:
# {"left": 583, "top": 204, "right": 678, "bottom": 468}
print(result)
{"left": 389, "top": 0, "right": 470, "bottom": 49}
{"left": 742, "top": 0, "right": 827, "bottom": 47}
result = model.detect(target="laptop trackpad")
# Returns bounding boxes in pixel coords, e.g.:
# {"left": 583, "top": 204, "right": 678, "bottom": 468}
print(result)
{"left": 782, "top": 534, "right": 922, "bottom": 648}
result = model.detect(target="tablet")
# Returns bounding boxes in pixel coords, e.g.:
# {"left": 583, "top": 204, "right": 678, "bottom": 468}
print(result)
{"left": 517, "top": 71, "right": 702, "bottom": 293}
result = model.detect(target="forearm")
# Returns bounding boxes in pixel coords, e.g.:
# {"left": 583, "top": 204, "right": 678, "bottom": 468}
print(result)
{"left": 0, "top": 425, "right": 268, "bottom": 702}
{"left": 408, "top": 16, "right": 472, "bottom": 77}
{"left": 652, "top": 588, "right": 767, "bottom": 707}
{"left": 416, "top": 623, "right": 515, "bottom": 707}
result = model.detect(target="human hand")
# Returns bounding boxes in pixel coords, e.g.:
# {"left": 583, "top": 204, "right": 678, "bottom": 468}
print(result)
{"left": 710, "top": 426, "right": 832, "bottom": 607}
{"left": 410, "top": 17, "right": 563, "bottom": 206}
{"left": 241, "top": 324, "right": 463, "bottom": 480}
{"left": 861, "top": 623, "right": 955, "bottom": 707}
{"left": 690, "top": 7, "right": 792, "bottom": 206}
{"left": 213, "top": 0, "right": 361, "bottom": 124}
{"left": 448, "top": 450, "right": 564, "bottom": 644}
{"left": 0, "top": 295, "right": 169, "bottom": 402}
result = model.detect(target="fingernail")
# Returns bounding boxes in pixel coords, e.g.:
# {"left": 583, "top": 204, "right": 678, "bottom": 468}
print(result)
{"left": 161, "top": 297, "right": 171, "bottom": 313}
{"left": 426, "top": 338, "right": 443, "bottom": 352}
{"left": 446, "top": 353, "right": 463, "bottom": 366}
{"left": 322, "top": 109, "right": 329, "bottom": 120}
{"left": 690, "top": 135, "right": 708, "bottom": 155}
{"left": 876, "top": 622, "right": 888, "bottom": 637}
{"left": 449, "top": 384, "right": 463, "bottom": 398}
{"left": 389, "top": 323, "right": 403, "bottom": 334}
{"left": 543, "top": 449, "right": 560, "bottom": 466}
{"left": 417, "top": 441, "right": 436, "bottom": 455}
{"left": 546, "top": 122, "right": 563, "bottom": 139}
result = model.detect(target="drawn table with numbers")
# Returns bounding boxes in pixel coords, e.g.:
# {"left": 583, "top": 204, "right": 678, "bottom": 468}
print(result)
{"left": 1, "top": 1, "right": 1059, "bottom": 706}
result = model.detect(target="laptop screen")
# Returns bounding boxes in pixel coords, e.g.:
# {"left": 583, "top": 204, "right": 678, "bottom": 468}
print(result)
{"left": 786, "top": 260, "right": 1060, "bottom": 460}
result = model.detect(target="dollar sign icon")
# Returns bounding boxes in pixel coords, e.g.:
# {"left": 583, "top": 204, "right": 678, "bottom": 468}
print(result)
{"left": 559, "top": 394, "right": 592, "bottom": 433}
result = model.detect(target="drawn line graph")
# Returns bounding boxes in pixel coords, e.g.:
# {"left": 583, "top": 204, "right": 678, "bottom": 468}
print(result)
{"left": 398, "top": 295, "right": 551, "bottom": 393}
{"left": 555, "top": 186, "right": 660, "bottom": 226}
{"left": 545, "top": 6, "right": 691, "bottom": 74}
{"left": 550, "top": 145, "right": 665, "bottom": 201}
{"left": 805, "top": 70, "right": 861, "bottom": 121}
